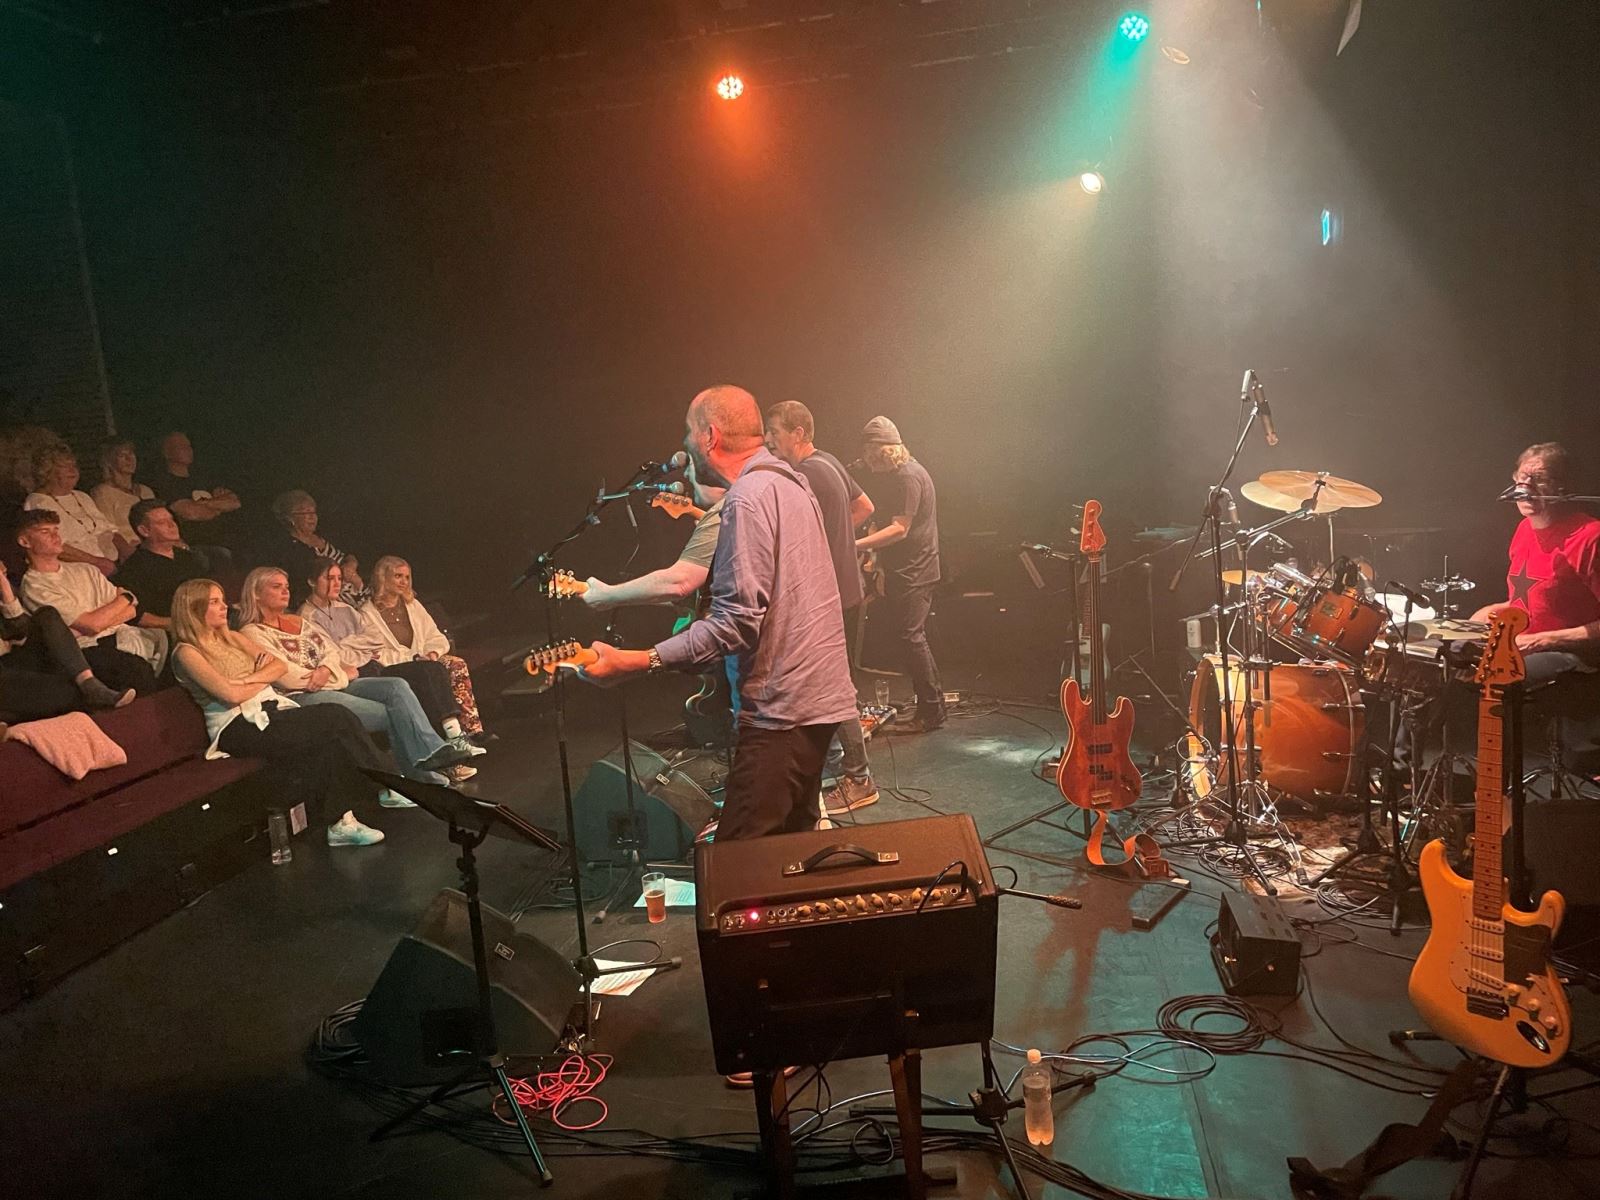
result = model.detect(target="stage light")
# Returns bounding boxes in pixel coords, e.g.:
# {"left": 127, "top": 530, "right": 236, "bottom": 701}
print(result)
{"left": 1078, "top": 171, "right": 1105, "bottom": 195}
{"left": 1118, "top": 13, "right": 1150, "bottom": 42}
{"left": 715, "top": 73, "right": 745, "bottom": 101}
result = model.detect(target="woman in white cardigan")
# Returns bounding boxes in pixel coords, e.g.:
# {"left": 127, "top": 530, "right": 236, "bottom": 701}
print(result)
{"left": 360, "top": 556, "right": 486, "bottom": 740}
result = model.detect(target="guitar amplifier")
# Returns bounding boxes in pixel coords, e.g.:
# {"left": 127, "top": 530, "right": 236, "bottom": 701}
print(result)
{"left": 695, "top": 814, "right": 997, "bottom": 1075}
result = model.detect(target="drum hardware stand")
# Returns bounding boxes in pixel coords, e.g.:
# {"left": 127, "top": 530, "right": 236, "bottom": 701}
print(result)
{"left": 1305, "top": 594, "right": 1426, "bottom": 932}
{"left": 1166, "top": 383, "right": 1289, "bottom": 897}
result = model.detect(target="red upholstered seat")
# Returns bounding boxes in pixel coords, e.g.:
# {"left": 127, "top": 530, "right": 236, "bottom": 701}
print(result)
{"left": 0, "top": 689, "right": 216, "bottom": 833}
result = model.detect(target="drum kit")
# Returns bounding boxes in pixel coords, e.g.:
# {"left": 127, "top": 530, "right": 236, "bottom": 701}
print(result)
{"left": 1182, "top": 469, "right": 1485, "bottom": 822}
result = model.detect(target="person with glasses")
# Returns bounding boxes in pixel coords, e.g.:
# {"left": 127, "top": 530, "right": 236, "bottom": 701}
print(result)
{"left": 1470, "top": 442, "right": 1600, "bottom": 687}
{"left": 268, "top": 489, "right": 369, "bottom": 607}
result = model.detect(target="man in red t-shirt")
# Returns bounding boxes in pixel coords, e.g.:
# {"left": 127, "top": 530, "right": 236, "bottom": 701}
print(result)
{"left": 1471, "top": 441, "right": 1600, "bottom": 686}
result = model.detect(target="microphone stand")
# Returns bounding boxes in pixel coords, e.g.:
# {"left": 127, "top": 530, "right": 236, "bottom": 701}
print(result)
{"left": 1165, "top": 384, "right": 1280, "bottom": 896}
{"left": 507, "top": 470, "right": 665, "bottom": 1044}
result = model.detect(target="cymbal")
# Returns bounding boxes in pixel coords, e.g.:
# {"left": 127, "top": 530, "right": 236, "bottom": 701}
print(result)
{"left": 1221, "top": 569, "right": 1265, "bottom": 587}
{"left": 1257, "top": 470, "right": 1382, "bottom": 509}
{"left": 1239, "top": 479, "right": 1345, "bottom": 515}
{"left": 1421, "top": 575, "right": 1476, "bottom": 593}
{"left": 1416, "top": 618, "right": 1487, "bottom": 641}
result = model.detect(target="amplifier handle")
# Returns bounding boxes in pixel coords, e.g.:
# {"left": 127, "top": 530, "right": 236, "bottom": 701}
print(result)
{"left": 782, "top": 844, "right": 900, "bottom": 877}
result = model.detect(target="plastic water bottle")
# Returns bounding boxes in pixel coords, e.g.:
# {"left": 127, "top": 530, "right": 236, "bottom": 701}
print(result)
{"left": 1021, "top": 1048, "right": 1054, "bottom": 1147}
{"left": 268, "top": 809, "right": 293, "bottom": 866}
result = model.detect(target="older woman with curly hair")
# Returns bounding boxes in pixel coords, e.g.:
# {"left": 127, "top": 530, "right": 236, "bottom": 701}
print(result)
{"left": 360, "top": 555, "right": 487, "bottom": 744}
{"left": 25, "top": 445, "right": 128, "bottom": 574}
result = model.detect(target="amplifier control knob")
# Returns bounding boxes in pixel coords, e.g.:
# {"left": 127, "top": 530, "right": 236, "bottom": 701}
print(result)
{"left": 833, "top": 900, "right": 848, "bottom": 914}
{"left": 910, "top": 888, "right": 925, "bottom": 904}
{"left": 870, "top": 894, "right": 886, "bottom": 910}
{"left": 888, "top": 893, "right": 904, "bottom": 907}
{"left": 855, "top": 896, "right": 869, "bottom": 912}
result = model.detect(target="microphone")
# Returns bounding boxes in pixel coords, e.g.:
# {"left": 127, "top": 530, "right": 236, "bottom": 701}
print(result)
{"left": 1018, "top": 550, "right": 1046, "bottom": 590}
{"left": 1217, "top": 486, "right": 1240, "bottom": 526}
{"left": 1386, "top": 580, "right": 1431, "bottom": 609}
{"left": 641, "top": 450, "right": 689, "bottom": 477}
{"left": 632, "top": 480, "right": 686, "bottom": 495}
{"left": 1499, "top": 483, "right": 1535, "bottom": 502}
{"left": 1021, "top": 542, "right": 1076, "bottom": 562}
{"left": 1242, "top": 370, "right": 1280, "bottom": 447}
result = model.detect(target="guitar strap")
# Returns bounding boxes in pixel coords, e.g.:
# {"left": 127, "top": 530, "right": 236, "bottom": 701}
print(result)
{"left": 1083, "top": 812, "right": 1173, "bottom": 879}
{"left": 1285, "top": 1057, "right": 1477, "bottom": 1199}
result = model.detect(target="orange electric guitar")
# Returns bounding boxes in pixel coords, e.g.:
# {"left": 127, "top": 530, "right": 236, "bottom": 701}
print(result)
{"left": 1408, "top": 606, "right": 1571, "bottom": 1067}
{"left": 521, "top": 639, "right": 599, "bottom": 694}
{"left": 1057, "top": 501, "right": 1147, "bottom": 868}
{"left": 546, "top": 569, "right": 588, "bottom": 600}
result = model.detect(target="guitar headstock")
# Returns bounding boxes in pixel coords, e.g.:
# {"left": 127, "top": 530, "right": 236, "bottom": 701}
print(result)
{"left": 522, "top": 639, "right": 600, "bottom": 693}
{"left": 1475, "top": 606, "right": 1529, "bottom": 691}
{"left": 1079, "top": 499, "right": 1105, "bottom": 559}
{"left": 546, "top": 569, "right": 587, "bottom": 600}
{"left": 650, "top": 492, "right": 699, "bottom": 519}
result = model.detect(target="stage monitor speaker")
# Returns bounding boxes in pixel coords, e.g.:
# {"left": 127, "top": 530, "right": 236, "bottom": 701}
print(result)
{"left": 352, "top": 889, "right": 580, "bottom": 1086}
{"left": 573, "top": 741, "right": 717, "bottom": 865}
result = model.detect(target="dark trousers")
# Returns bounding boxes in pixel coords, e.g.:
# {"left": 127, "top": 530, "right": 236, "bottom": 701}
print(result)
{"left": 84, "top": 638, "right": 159, "bottom": 696}
{"left": 886, "top": 582, "right": 944, "bottom": 712}
{"left": 216, "top": 702, "right": 386, "bottom": 827}
{"left": 0, "top": 606, "right": 93, "bottom": 722}
{"left": 718, "top": 723, "right": 838, "bottom": 840}
{"left": 361, "top": 659, "right": 460, "bottom": 734}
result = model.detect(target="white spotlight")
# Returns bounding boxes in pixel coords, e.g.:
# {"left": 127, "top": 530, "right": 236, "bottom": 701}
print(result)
{"left": 1078, "top": 171, "right": 1105, "bottom": 195}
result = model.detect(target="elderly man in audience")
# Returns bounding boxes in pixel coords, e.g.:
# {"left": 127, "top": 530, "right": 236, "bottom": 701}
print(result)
{"left": 24, "top": 445, "right": 129, "bottom": 574}
{"left": 89, "top": 438, "right": 157, "bottom": 544}
{"left": 151, "top": 430, "right": 243, "bottom": 551}
{"left": 113, "top": 500, "right": 210, "bottom": 630}
{"left": 2, "top": 557, "right": 134, "bottom": 725}
{"left": 362, "top": 555, "right": 489, "bottom": 746}
{"left": 15, "top": 509, "right": 165, "bottom": 695}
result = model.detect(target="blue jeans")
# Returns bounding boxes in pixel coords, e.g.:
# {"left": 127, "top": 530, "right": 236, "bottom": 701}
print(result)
{"left": 293, "top": 676, "right": 450, "bottom": 782}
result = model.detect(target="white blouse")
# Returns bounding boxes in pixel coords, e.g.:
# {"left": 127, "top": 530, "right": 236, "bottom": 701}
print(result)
{"left": 91, "top": 481, "right": 156, "bottom": 542}
{"left": 25, "top": 490, "right": 122, "bottom": 559}
{"left": 357, "top": 597, "right": 451, "bottom": 666}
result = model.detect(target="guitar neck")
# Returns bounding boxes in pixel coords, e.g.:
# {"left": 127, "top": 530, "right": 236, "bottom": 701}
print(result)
{"left": 1473, "top": 685, "right": 1507, "bottom": 921}
{"left": 1085, "top": 552, "right": 1105, "bottom": 723}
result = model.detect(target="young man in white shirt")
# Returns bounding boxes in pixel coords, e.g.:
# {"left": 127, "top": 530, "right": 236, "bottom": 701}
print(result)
{"left": 14, "top": 509, "right": 165, "bottom": 696}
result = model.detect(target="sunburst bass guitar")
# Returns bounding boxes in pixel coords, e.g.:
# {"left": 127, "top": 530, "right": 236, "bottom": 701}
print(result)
{"left": 1408, "top": 606, "right": 1571, "bottom": 1067}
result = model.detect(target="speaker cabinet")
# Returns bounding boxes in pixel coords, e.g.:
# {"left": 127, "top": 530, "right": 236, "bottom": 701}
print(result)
{"left": 573, "top": 741, "right": 717, "bottom": 865}
{"left": 353, "top": 889, "right": 580, "bottom": 1085}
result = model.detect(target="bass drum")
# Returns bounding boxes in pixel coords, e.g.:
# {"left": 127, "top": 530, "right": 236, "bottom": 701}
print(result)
{"left": 1188, "top": 655, "right": 1366, "bottom": 808}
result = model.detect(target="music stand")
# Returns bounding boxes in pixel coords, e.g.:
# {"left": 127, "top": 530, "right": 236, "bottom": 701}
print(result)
{"left": 362, "top": 771, "right": 563, "bottom": 1184}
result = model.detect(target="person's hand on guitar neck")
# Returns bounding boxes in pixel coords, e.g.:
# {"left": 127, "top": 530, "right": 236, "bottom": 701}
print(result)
{"left": 570, "top": 641, "right": 653, "bottom": 687}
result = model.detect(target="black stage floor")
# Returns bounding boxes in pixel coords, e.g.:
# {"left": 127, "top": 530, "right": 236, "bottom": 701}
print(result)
{"left": 4, "top": 682, "right": 1598, "bottom": 1200}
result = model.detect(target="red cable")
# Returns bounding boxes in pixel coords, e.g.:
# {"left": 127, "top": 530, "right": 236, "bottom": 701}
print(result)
{"left": 492, "top": 1054, "right": 614, "bottom": 1131}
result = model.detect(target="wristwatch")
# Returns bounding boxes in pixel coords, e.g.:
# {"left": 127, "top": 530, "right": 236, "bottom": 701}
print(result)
{"left": 647, "top": 648, "right": 664, "bottom": 674}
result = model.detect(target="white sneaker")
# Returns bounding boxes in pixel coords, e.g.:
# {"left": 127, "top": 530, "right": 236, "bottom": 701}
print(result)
{"left": 326, "top": 813, "right": 385, "bottom": 846}
{"left": 378, "top": 790, "right": 418, "bottom": 809}
{"left": 451, "top": 735, "right": 488, "bottom": 758}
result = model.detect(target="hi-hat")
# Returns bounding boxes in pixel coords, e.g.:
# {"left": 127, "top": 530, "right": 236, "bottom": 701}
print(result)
{"left": 1240, "top": 479, "right": 1344, "bottom": 514}
{"left": 1221, "top": 569, "right": 1266, "bottom": 587}
{"left": 1257, "top": 470, "right": 1383, "bottom": 509}
{"left": 1422, "top": 574, "right": 1476, "bottom": 593}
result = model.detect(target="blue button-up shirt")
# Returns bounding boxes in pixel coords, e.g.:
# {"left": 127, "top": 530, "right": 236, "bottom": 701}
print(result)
{"left": 655, "top": 448, "right": 858, "bottom": 731}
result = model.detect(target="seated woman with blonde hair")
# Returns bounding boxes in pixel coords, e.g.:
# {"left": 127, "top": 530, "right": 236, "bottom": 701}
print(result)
{"left": 239, "top": 566, "right": 476, "bottom": 784}
{"left": 360, "top": 556, "right": 487, "bottom": 745}
{"left": 25, "top": 445, "right": 129, "bottom": 574}
{"left": 89, "top": 438, "right": 157, "bottom": 545}
{"left": 168, "top": 578, "right": 398, "bottom": 848}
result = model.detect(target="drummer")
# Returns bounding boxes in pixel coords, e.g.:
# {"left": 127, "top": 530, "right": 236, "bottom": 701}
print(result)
{"left": 1468, "top": 442, "right": 1600, "bottom": 688}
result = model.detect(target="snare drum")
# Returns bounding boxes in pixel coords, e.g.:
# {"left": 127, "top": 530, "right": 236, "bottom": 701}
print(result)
{"left": 1257, "top": 563, "right": 1315, "bottom": 647}
{"left": 1362, "top": 641, "right": 1446, "bottom": 698}
{"left": 1188, "top": 655, "right": 1367, "bottom": 807}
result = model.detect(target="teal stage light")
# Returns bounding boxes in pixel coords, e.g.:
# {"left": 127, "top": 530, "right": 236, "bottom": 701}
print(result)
{"left": 1118, "top": 13, "right": 1150, "bottom": 42}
